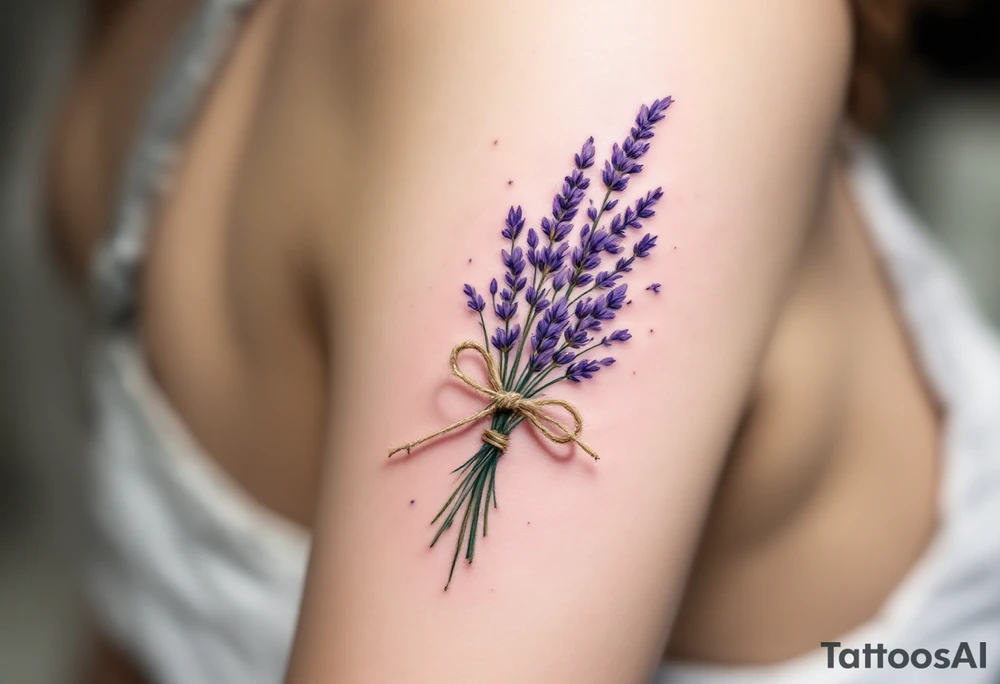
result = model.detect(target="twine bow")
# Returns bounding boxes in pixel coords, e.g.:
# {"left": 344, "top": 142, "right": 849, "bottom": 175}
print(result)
{"left": 388, "top": 340, "right": 600, "bottom": 460}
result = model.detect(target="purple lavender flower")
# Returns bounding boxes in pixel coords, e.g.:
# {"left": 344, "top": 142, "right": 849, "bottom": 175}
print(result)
{"left": 491, "top": 325, "right": 521, "bottom": 352}
{"left": 635, "top": 188, "right": 664, "bottom": 218}
{"left": 529, "top": 297, "right": 570, "bottom": 369}
{"left": 502, "top": 206, "right": 525, "bottom": 240}
{"left": 502, "top": 247, "right": 525, "bottom": 276}
{"left": 540, "top": 217, "right": 574, "bottom": 243}
{"left": 601, "top": 96, "right": 673, "bottom": 195}
{"left": 607, "top": 284, "right": 628, "bottom": 309}
{"left": 524, "top": 286, "right": 550, "bottom": 312}
{"left": 463, "top": 284, "right": 486, "bottom": 312}
{"left": 601, "top": 161, "right": 630, "bottom": 193}
{"left": 610, "top": 188, "right": 664, "bottom": 238}
{"left": 591, "top": 293, "right": 616, "bottom": 322}
{"left": 565, "top": 224, "right": 626, "bottom": 290}
{"left": 541, "top": 170, "right": 589, "bottom": 243}
{"left": 563, "top": 326, "right": 591, "bottom": 349}
{"left": 505, "top": 273, "right": 527, "bottom": 293}
{"left": 529, "top": 350, "right": 555, "bottom": 372}
{"left": 646, "top": 283, "right": 662, "bottom": 294}
{"left": 552, "top": 268, "right": 570, "bottom": 290}
{"left": 494, "top": 299, "right": 518, "bottom": 321}
{"left": 553, "top": 349, "right": 576, "bottom": 365}
{"left": 574, "top": 297, "right": 596, "bottom": 320}
{"left": 593, "top": 270, "right": 622, "bottom": 290}
{"left": 566, "top": 359, "right": 603, "bottom": 382}
{"left": 634, "top": 234, "right": 657, "bottom": 258}
{"left": 536, "top": 242, "right": 570, "bottom": 273}
{"left": 414, "top": 97, "right": 673, "bottom": 591}
{"left": 631, "top": 97, "right": 673, "bottom": 140}
{"left": 575, "top": 136, "right": 596, "bottom": 170}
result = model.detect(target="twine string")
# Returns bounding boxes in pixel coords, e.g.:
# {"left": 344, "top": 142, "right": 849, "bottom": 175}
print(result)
{"left": 387, "top": 340, "right": 600, "bottom": 460}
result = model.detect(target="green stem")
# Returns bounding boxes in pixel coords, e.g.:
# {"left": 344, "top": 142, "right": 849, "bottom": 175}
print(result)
{"left": 525, "top": 375, "right": 567, "bottom": 396}
{"left": 520, "top": 338, "right": 607, "bottom": 397}
{"left": 445, "top": 482, "right": 476, "bottom": 590}
{"left": 505, "top": 281, "right": 547, "bottom": 388}
{"left": 501, "top": 233, "right": 517, "bottom": 378}
{"left": 564, "top": 187, "right": 613, "bottom": 302}
{"left": 465, "top": 468, "right": 487, "bottom": 562}
{"left": 477, "top": 310, "right": 489, "bottom": 352}
{"left": 431, "top": 449, "right": 491, "bottom": 532}
{"left": 432, "top": 410, "right": 514, "bottom": 589}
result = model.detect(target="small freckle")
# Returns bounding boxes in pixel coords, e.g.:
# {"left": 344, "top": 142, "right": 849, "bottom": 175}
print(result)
{"left": 410, "top": 499, "right": 415, "bottom": 505}
{"left": 493, "top": 139, "right": 498, "bottom": 145}
{"left": 468, "top": 258, "right": 472, "bottom": 263}
{"left": 507, "top": 179, "right": 513, "bottom": 185}
{"left": 650, "top": 328, "right": 654, "bottom": 333}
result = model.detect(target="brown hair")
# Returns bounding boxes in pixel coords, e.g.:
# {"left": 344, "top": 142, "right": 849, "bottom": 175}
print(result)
{"left": 847, "top": 0, "right": 914, "bottom": 130}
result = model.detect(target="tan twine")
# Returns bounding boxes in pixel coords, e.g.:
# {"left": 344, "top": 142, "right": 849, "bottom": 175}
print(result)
{"left": 388, "top": 341, "right": 600, "bottom": 460}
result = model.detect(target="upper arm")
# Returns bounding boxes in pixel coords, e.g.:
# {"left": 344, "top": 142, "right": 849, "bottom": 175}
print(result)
{"left": 288, "top": 1, "right": 852, "bottom": 682}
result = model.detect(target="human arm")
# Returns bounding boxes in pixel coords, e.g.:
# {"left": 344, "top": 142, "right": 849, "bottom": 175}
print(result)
{"left": 286, "top": 1, "right": 852, "bottom": 682}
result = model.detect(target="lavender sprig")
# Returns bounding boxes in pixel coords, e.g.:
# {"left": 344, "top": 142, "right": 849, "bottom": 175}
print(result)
{"left": 432, "top": 97, "right": 672, "bottom": 589}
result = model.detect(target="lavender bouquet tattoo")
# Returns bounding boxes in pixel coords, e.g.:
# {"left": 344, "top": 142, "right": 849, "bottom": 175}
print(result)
{"left": 389, "top": 97, "right": 673, "bottom": 589}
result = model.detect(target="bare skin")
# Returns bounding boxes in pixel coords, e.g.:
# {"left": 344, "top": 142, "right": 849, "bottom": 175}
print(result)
{"left": 49, "top": 0, "right": 939, "bottom": 681}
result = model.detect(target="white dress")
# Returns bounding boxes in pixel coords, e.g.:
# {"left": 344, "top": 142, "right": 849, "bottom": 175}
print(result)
{"left": 86, "top": 2, "right": 1000, "bottom": 682}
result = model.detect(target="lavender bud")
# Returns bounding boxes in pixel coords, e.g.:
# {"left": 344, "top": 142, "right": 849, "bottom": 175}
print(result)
{"left": 529, "top": 350, "right": 555, "bottom": 372}
{"left": 553, "top": 221, "right": 573, "bottom": 242}
{"left": 607, "top": 284, "right": 628, "bottom": 309}
{"left": 633, "top": 233, "right": 657, "bottom": 258}
{"left": 615, "top": 255, "right": 635, "bottom": 274}
{"left": 464, "top": 284, "right": 486, "bottom": 312}
{"left": 575, "top": 136, "right": 596, "bottom": 170}
{"left": 594, "top": 270, "right": 621, "bottom": 289}
{"left": 502, "top": 205, "right": 526, "bottom": 240}
{"left": 495, "top": 300, "right": 518, "bottom": 321}
{"left": 601, "top": 161, "right": 629, "bottom": 193}
{"left": 566, "top": 359, "right": 603, "bottom": 382}
{"left": 554, "top": 349, "right": 576, "bottom": 365}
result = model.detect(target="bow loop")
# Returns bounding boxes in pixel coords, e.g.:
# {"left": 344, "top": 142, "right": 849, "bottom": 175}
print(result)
{"left": 388, "top": 341, "right": 600, "bottom": 460}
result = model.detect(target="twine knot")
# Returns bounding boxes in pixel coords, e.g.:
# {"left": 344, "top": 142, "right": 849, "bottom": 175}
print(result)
{"left": 388, "top": 340, "right": 600, "bottom": 460}
{"left": 492, "top": 391, "right": 524, "bottom": 412}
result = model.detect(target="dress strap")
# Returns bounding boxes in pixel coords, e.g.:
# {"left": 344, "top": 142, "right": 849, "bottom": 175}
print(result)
{"left": 90, "top": 0, "right": 259, "bottom": 326}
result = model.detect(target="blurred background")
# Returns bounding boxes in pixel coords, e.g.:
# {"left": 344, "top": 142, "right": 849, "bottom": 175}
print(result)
{"left": 0, "top": 2, "right": 998, "bottom": 682}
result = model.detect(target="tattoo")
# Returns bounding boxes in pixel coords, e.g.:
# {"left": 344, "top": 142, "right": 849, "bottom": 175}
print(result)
{"left": 389, "top": 97, "right": 674, "bottom": 589}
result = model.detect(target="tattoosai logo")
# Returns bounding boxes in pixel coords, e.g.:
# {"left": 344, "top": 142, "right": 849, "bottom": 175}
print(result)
{"left": 821, "top": 641, "right": 988, "bottom": 670}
